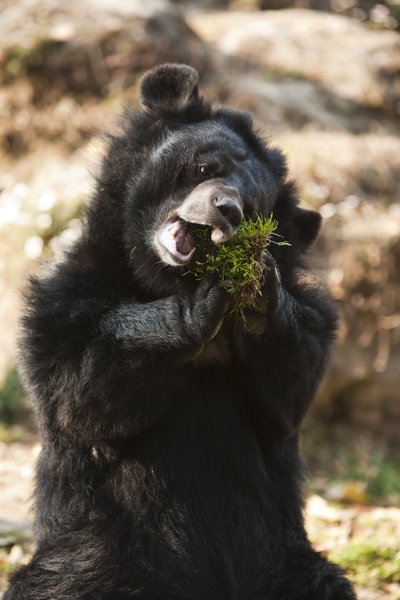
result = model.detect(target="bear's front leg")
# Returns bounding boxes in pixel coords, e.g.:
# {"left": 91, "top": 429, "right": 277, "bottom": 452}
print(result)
{"left": 21, "top": 268, "right": 231, "bottom": 444}
{"left": 232, "top": 250, "right": 337, "bottom": 434}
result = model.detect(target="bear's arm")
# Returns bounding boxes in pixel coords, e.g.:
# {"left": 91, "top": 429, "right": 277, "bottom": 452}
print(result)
{"left": 21, "top": 266, "right": 227, "bottom": 442}
{"left": 233, "top": 263, "right": 337, "bottom": 437}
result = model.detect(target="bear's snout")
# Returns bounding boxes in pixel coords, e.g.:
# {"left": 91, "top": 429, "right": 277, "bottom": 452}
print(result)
{"left": 177, "top": 180, "right": 243, "bottom": 243}
{"left": 213, "top": 195, "right": 243, "bottom": 229}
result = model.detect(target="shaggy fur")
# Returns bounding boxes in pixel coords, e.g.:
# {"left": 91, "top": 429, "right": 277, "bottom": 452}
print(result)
{"left": 6, "top": 64, "right": 356, "bottom": 600}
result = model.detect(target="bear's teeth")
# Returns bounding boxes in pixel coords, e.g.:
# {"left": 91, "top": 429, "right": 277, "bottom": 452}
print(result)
{"left": 211, "top": 227, "right": 229, "bottom": 244}
{"left": 168, "top": 219, "right": 180, "bottom": 239}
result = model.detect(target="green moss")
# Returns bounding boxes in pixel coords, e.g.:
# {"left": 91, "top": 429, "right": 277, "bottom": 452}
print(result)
{"left": 367, "top": 459, "right": 400, "bottom": 502}
{"left": 187, "top": 215, "right": 289, "bottom": 317}
{"left": 331, "top": 543, "right": 400, "bottom": 588}
{"left": 337, "top": 454, "right": 400, "bottom": 505}
{"left": 0, "top": 562, "right": 14, "bottom": 574}
{"left": 304, "top": 435, "right": 400, "bottom": 505}
{"left": 0, "top": 368, "right": 33, "bottom": 431}
{"left": 2, "top": 39, "right": 63, "bottom": 84}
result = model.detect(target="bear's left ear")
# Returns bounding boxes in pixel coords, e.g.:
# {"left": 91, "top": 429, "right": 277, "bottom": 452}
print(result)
{"left": 140, "top": 64, "right": 200, "bottom": 114}
{"left": 292, "top": 206, "right": 322, "bottom": 250}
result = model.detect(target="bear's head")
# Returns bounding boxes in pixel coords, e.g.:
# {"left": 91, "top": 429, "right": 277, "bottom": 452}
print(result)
{"left": 87, "top": 64, "right": 321, "bottom": 297}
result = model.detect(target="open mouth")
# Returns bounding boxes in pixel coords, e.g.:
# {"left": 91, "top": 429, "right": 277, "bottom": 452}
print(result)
{"left": 156, "top": 214, "right": 197, "bottom": 266}
{"left": 156, "top": 214, "right": 231, "bottom": 267}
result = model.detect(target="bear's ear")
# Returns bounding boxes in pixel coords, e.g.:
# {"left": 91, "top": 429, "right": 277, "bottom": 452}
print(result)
{"left": 292, "top": 206, "right": 322, "bottom": 250}
{"left": 140, "top": 64, "right": 200, "bottom": 114}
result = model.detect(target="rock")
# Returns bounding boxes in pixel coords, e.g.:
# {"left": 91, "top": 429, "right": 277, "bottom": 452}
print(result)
{"left": 314, "top": 197, "right": 400, "bottom": 441}
{"left": 189, "top": 9, "right": 400, "bottom": 114}
{"left": 0, "top": 520, "right": 32, "bottom": 547}
{"left": 0, "top": 0, "right": 208, "bottom": 97}
{"left": 8, "top": 544, "right": 24, "bottom": 564}
{"left": 275, "top": 130, "right": 400, "bottom": 204}
{"left": 171, "top": 0, "right": 231, "bottom": 7}
{"left": 263, "top": 128, "right": 400, "bottom": 438}
{"left": 306, "top": 494, "right": 357, "bottom": 521}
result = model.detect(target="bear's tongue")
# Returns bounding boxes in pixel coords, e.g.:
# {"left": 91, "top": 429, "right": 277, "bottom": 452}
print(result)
{"left": 175, "top": 224, "right": 194, "bottom": 256}
{"left": 159, "top": 217, "right": 196, "bottom": 263}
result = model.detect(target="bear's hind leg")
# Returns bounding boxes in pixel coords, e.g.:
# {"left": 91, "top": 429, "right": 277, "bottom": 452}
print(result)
{"left": 276, "top": 545, "right": 357, "bottom": 600}
{"left": 4, "top": 535, "right": 132, "bottom": 600}
{"left": 4, "top": 557, "right": 65, "bottom": 600}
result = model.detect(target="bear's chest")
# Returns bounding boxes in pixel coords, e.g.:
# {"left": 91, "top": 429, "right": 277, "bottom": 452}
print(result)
{"left": 193, "top": 328, "right": 231, "bottom": 367}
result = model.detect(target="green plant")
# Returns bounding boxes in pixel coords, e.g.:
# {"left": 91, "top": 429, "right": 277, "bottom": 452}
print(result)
{"left": 367, "top": 458, "right": 400, "bottom": 503}
{"left": 331, "top": 543, "right": 400, "bottom": 588}
{"left": 0, "top": 368, "right": 33, "bottom": 430}
{"left": 187, "top": 215, "right": 290, "bottom": 317}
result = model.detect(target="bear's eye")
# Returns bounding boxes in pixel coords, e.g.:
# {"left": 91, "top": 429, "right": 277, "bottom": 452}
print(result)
{"left": 196, "top": 164, "right": 212, "bottom": 178}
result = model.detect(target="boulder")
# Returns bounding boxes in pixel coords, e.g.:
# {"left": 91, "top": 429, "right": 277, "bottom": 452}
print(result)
{"left": 0, "top": 0, "right": 208, "bottom": 97}
{"left": 189, "top": 9, "right": 400, "bottom": 114}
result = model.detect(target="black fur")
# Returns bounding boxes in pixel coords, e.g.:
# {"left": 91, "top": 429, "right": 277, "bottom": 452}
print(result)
{"left": 6, "top": 64, "right": 356, "bottom": 600}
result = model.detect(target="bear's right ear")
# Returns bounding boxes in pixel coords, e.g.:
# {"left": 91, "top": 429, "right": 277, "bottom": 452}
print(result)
{"left": 140, "top": 64, "right": 200, "bottom": 114}
{"left": 292, "top": 206, "right": 322, "bottom": 250}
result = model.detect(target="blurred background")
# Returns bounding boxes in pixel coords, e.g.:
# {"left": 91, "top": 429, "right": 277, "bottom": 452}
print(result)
{"left": 0, "top": 0, "right": 399, "bottom": 597}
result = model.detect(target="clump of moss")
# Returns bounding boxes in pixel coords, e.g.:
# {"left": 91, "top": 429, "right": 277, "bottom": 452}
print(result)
{"left": 187, "top": 215, "right": 290, "bottom": 317}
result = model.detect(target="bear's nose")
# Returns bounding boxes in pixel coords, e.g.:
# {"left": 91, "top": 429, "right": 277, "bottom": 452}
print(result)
{"left": 213, "top": 196, "right": 243, "bottom": 229}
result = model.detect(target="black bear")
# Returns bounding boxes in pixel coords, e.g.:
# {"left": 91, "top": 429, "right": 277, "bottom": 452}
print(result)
{"left": 6, "top": 64, "right": 356, "bottom": 600}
